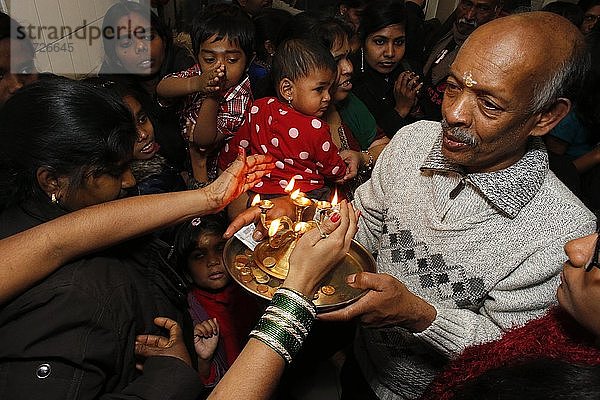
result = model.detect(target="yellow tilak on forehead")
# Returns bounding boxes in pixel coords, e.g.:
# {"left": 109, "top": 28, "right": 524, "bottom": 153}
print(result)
{"left": 463, "top": 71, "right": 478, "bottom": 88}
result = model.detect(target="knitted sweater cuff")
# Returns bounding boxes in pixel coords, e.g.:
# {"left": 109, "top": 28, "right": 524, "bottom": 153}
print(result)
{"left": 413, "top": 304, "right": 499, "bottom": 357}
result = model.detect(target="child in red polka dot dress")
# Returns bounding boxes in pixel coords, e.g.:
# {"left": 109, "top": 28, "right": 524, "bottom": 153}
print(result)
{"left": 219, "top": 39, "right": 354, "bottom": 199}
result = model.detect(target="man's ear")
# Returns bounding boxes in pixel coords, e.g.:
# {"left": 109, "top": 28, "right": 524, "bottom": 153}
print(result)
{"left": 339, "top": 5, "right": 349, "bottom": 16}
{"left": 36, "top": 167, "right": 60, "bottom": 197}
{"left": 530, "top": 98, "right": 571, "bottom": 137}
{"left": 279, "top": 78, "right": 294, "bottom": 102}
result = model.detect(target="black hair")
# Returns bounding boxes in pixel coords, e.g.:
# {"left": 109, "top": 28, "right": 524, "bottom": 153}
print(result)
{"left": 174, "top": 213, "right": 228, "bottom": 273}
{"left": 579, "top": 0, "right": 600, "bottom": 13}
{"left": 0, "top": 78, "right": 136, "bottom": 210}
{"left": 191, "top": 4, "right": 255, "bottom": 62}
{"left": 338, "top": 0, "right": 370, "bottom": 7}
{"left": 0, "top": 12, "right": 34, "bottom": 55}
{"left": 310, "top": 17, "right": 354, "bottom": 53}
{"left": 252, "top": 8, "right": 292, "bottom": 61}
{"left": 101, "top": 1, "right": 173, "bottom": 77}
{"left": 277, "top": 13, "right": 353, "bottom": 53}
{"left": 544, "top": 1, "right": 585, "bottom": 26}
{"left": 358, "top": 0, "right": 407, "bottom": 43}
{"left": 272, "top": 38, "right": 337, "bottom": 85}
{"left": 452, "top": 359, "right": 600, "bottom": 400}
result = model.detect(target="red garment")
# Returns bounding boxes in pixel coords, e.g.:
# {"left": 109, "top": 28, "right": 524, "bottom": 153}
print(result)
{"left": 219, "top": 97, "right": 347, "bottom": 195}
{"left": 191, "top": 284, "right": 260, "bottom": 367}
{"left": 422, "top": 307, "right": 600, "bottom": 400}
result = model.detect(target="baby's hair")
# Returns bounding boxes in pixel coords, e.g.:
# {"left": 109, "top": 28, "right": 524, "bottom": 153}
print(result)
{"left": 191, "top": 4, "right": 255, "bottom": 61}
{"left": 271, "top": 38, "right": 337, "bottom": 85}
{"left": 174, "top": 212, "right": 228, "bottom": 272}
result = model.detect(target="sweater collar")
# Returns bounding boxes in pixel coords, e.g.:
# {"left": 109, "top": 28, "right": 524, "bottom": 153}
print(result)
{"left": 420, "top": 133, "right": 548, "bottom": 218}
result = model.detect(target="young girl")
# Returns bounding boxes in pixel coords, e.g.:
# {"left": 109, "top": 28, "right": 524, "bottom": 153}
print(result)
{"left": 219, "top": 38, "right": 352, "bottom": 199}
{"left": 157, "top": 4, "right": 255, "bottom": 189}
{"left": 175, "top": 214, "right": 261, "bottom": 391}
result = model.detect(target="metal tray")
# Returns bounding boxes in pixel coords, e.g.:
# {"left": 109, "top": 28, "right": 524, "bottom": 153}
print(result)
{"left": 223, "top": 236, "right": 376, "bottom": 312}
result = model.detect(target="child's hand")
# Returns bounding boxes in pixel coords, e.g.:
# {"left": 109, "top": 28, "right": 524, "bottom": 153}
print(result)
{"left": 196, "top": 62, "right": 226, "bottom": 96}
{"left": 194, "top": 318, "right": 220, "bottom": 361}
{"left": 339, "top": 150, "right": 360, "bottom": 181}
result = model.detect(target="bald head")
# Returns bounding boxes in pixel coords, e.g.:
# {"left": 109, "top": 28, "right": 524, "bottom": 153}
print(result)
{"left": 461, "top": 11, "right": 589, "bottom": 112}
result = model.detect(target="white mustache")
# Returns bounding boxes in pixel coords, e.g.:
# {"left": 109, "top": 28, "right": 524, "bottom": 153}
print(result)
{"left": 441, "top": 119, "right": 479, "bottom": 147}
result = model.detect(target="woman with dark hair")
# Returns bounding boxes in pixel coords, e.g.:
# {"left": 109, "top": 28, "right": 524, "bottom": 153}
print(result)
{"left": 0, "top": 12, "right": 37, "bottom": 107}
{"left": 335, "top": 0, "right": 369, "bottom": 51}
{"left": 99, "top": 1, "right": 195, "bottom": 173}
{"left": 309, "top": 17, "right": 390, "bottom": 197}
{"left": 0, "top": 77, "right": 271, "bottom": 399}
{"left": 350, "top": 0, "right": 423, "bottom": 138}
{"left": 579, "top": 0, "right": 600, "bottom": 34}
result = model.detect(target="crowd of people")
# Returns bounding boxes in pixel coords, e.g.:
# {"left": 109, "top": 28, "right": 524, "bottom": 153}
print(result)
{"left": 1, "top": 0, "right": 600, "bottom": 399}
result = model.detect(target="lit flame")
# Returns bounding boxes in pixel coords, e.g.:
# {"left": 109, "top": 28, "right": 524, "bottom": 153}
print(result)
{"left": 290, "top": 188, "right": 301, "bottom": 200}
{"left": 294, "top": 222, "right": 308, "bottom": 233}
{"left": 268, "top": 218, "right": 281, "bottom": 237}
{"left": 284, "top": 177, "right": 296, "bottom": 193}
{"left": 251, "top": 194, "right": 261, "bottom": 207}
{"left": 331, "top": 189, "right": 339, "bottom": 206}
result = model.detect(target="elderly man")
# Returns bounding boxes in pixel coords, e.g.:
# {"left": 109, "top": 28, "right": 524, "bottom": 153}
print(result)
{"left": 420, "top": 0, "right": 503, "bottom": 120}
{"left": 310, "top": 11, "right": 594, "bottom": 400}
{"left": 225, "top": 10, "right": 593, "bottom": 400}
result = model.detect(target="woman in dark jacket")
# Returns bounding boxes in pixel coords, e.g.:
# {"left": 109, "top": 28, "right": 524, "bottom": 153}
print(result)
{"left": 0, "top": 78, "right": 202, "bottom": 400}
{"left": 350, "top": 0, "right": 423, "bottom": 137}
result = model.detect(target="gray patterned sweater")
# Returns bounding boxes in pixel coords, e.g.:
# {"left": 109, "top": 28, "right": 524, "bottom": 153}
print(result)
{"left": 352, "top": 120, "right": 595, "bottom": 399}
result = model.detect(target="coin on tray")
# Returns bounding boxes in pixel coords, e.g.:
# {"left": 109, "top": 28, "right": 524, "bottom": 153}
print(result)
{"left": 251, "top": 266, "right": 271, "bottom": 284}
{"left": 235, "top": 255, "right": 249, "bottom": 265}
{"left": 256, "top": 284, "right": 269, "bottom": 294}
{"left": 262, "top": 256, "right": 277, "bottom": 269}
{"left": 239, "top": 267, "right": 253, "bottom": 283}
{"left": 320, "top": 285, "right": 336, "bottom": 296}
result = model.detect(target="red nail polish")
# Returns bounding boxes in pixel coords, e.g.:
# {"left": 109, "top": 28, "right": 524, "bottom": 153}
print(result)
{"left": 330, "top": 212, "right": 340, "bottom": 223}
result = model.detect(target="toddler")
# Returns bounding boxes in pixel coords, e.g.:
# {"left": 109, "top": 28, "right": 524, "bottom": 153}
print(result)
{"left": 219, "top": 38, "right": 353, "bottom": 199}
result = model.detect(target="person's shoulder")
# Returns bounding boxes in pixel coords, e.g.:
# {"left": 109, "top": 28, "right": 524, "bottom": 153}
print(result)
{"left": 529, "top": 171, "right": 595, "bottom": 231}
{"left": 391, "top": 120, "right": 441, "bottom": 144}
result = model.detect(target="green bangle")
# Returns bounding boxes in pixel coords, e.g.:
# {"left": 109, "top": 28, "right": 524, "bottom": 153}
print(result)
{"left": 271, "top": 293, "right": 315, "bottom": 330}
{"left": 251, "top": 316, "right": 302, "bottom": 363}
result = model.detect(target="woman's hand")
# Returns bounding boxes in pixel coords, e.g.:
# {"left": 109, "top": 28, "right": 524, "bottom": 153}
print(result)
{"left": 283, "top": 201, "right": 359, "bottom": 296}
{"left": 194, "top": 318, "right": 220, "bottom": 361}
{"left": 339, "top": 150, "right": 360, "bottom": 181}
{"left": 203, "top": 147, "right": 274, "bottom": 213}
{"left": 223, "top": 195, "right": 296, "bottom": 241}
{"left": 135, "top": 317, "right": 193, "bottom": 369}
{"left": 393, "top": 71, "right": 422, "bottom": 118}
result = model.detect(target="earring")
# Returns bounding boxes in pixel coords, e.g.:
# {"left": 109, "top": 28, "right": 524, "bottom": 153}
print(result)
{"left": 51, "top": 193, "right": 58, "bottom": 204}
{"left": 360, "top": 47, "right": 365, "bottom": 73}
{"left": 287, "top": 97, "right": 293, "bottom": 106}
